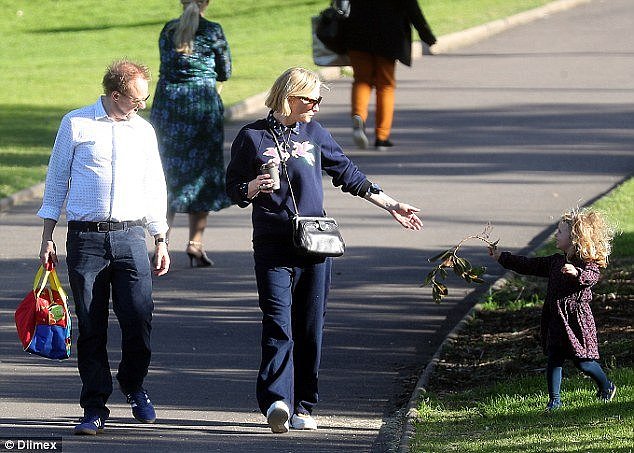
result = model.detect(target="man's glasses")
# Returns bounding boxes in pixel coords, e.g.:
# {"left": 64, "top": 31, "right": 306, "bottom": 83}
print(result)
{"left": 118, "top": 92, "right": 151, "bottom": 106}
{"left": 294, "top": 96, "right": 322, "bottom": 109}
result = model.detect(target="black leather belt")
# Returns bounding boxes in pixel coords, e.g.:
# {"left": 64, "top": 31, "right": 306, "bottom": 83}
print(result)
{"left": 68, "top": 220, "right": 144, "bottom": 232}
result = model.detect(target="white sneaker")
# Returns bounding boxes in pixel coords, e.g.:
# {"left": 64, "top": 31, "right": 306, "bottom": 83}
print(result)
{"left": 352, "top": 115, "right": 369, "bottom": 149}
{"left": 290, "top": 413, "right": 318, "bottom": 430}
{"left": 266, "top": 401, "right": 290, "bottom": 433}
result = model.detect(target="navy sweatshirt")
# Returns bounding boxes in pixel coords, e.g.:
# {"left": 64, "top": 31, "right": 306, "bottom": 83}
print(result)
{"left": 226, "top": 114, "right": 371, "bottom": 240}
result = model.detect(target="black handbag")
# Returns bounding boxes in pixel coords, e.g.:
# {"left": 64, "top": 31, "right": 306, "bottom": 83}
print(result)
{"left": 315, "top": 0, "right": 350, "bottom": 56}
{"left": 270, "top": 130, "right": 345, "bottom": 258}
{"left": 312, "top": 16, "right": 351, "bottom": 66}
{"left": 292, "top": 216, "right": 345, "bottom": 257}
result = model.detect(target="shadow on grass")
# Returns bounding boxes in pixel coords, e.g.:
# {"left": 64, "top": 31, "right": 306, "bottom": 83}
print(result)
{"left": 30, "top": 19, "right": 167, "bottom": 34}
{"left": 0, "top": 104, "right": 69, "bottom": 148}
{"left": 28, "top": 0, "right": 319, "bottom": 34}
{"left": 0, "top": 152, "right": 49, "bottom": 167}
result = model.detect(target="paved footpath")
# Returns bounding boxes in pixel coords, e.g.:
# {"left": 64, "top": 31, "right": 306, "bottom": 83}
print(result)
{"left": 1, "top": 1, "right": 633, "bottom": 451}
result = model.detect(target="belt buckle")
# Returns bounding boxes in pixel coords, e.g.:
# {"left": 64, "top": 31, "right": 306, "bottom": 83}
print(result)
{"left": 96, "top": 222, "right": 110, "bottom": 232}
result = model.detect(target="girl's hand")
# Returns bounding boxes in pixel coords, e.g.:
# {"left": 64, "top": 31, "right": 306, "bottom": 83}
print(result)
{"left": 561, "top": 263, "right": 579, "bottom": 277}
{"left": 388, "top": 202, "right": 423, "bottom": 230}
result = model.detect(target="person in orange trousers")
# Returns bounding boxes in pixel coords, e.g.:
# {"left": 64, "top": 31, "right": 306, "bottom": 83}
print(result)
{"left": 344, "top": 0, "right": 436, "bottom": 150}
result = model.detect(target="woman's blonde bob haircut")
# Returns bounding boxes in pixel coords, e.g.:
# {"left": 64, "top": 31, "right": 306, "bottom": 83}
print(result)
{"left": 265, "top": 67, "right": 322, "bottom": 116}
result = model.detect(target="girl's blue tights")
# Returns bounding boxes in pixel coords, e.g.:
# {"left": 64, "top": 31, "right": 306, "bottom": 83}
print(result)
{"left": 547, "top": 352, "right": 611, "bottom": 402}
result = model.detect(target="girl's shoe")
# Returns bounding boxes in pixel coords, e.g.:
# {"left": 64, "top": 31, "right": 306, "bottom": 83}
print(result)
{"left": 545, "top": 399, "right": 562, "bottom": 412}
{"left": 598, "top": 382, "right": 617, "bottom": 402}
{"left": 186, "top": 241, "right": 214, "bottom": 268}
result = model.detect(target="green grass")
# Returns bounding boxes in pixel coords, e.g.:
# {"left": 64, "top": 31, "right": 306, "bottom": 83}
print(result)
{"left": 414, "top": 369, "right": 633, "bottom": 452}
{"left": 412, "top": 178, "right": 634, "bottom": 453}
{"left": 0, "top": 0, "right": 554, "bottom": 198}
{"left": 593, "top": 178, "right": 634, "bottom": 258}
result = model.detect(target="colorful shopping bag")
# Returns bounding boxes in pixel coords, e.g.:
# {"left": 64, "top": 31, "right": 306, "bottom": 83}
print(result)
{"left": 14, "top": 263, "right": 72, "bottom": 360}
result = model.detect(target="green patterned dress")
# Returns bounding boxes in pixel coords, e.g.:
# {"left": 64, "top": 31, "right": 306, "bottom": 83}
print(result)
{"left": 150, "top": 17, "right": 232, "bottom": 213}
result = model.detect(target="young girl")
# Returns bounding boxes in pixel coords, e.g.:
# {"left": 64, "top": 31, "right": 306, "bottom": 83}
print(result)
{"left": 489, "top": 207, "right": 616, "bottom": 411}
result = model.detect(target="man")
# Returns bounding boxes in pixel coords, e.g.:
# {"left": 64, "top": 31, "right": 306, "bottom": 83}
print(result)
{"left": 38, "top": 59, "right": 170, "bottom": 435}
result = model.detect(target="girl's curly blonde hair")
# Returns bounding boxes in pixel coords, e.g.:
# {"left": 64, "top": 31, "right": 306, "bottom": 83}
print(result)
{"left": 561, "top": 207, "right": 615, "bottom": 267}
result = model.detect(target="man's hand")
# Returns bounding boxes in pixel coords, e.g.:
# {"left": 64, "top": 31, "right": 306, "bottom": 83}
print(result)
{"left": 153, "top": 244, "right": 170, "bottom": 276}
{"left": 39, "top": 240, "right": 58, "bottom": 268}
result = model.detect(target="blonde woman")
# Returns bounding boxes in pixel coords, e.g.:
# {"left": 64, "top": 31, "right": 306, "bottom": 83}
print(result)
{"left": 150, "top": 0, "right": 231, "bottom": 267}
{"left": 489, "top": 207, "right": 617, "bottom": 411}
{"left": 226, "top": 68, "right": 423, "bottom": 433}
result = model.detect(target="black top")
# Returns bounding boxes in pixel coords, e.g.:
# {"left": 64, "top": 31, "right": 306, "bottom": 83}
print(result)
{"left": 343, "top": 0, "right": 436, "bottom": 66}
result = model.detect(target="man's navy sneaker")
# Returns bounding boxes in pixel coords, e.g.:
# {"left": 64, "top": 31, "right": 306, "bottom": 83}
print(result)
{"left": 74, "top": 414, "right": 106, "bottom": 435}
{"left": 126, "top": 388, "right": 156, "bottom": 423}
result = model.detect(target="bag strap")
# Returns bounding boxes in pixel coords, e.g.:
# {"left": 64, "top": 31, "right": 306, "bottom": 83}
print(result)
{"left": 32, "top": 264, "right": 68, "bottom": 302}
{"left": 49, "top": 268, "right": 68, "bottom": 303}
{"left": 269, "top": 128, "right": 301, "bottom": 217}
{"left": 33, "top": 265, "right": 51, "bottom": 297}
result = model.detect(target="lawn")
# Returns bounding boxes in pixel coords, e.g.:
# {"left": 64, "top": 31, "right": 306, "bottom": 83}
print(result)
{"left": 411, "top": 178, "right": 634, "bottom": 452}
{"left": 0, "top": 0, "right": 555, "bottom": 199}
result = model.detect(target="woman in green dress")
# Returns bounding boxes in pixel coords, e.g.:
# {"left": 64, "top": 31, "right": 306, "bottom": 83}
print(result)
{"left": 150, "top": 0, "right": 231, "bottom": 267}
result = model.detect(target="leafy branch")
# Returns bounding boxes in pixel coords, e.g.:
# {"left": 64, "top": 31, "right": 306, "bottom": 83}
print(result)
{"left": 423, "top": 223, "right": 499, "bottom": 303}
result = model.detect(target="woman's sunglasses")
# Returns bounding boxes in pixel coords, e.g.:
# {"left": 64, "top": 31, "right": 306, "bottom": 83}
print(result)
{"left": 294, "top": 96, "right": 323, "bottom": 109}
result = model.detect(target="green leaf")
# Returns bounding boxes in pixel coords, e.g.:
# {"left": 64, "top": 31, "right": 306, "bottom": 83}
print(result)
{"left": 428, "top": 249, "right": 452, "bottom": 263}
{"left": 456, "top": 257, "right": 470, "bottom": 271}
{"left": 453, "top": 260, "right": 465, "bottom": 276}
{"left": 472, "top": 265, "right": 486, "bottom": 276}
{"left": 432, "top": 286, "right": 441, "bottom": 303}
{"left": 434, "top": 282, "right": 448, "bottom": 296}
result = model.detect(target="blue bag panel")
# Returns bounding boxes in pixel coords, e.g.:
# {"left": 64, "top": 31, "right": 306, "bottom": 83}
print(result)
{"left": 26, "top": 324, "right": 71, "bottom": 360}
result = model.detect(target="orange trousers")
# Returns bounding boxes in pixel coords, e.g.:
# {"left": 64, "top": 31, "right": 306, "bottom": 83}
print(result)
{"left": 349, "top": 50, "right": 396, "bottom": 141}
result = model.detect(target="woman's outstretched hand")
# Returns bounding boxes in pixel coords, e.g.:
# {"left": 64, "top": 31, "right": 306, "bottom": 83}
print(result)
{"left": 388, "top": 202, "right": 423, "bottom": 230}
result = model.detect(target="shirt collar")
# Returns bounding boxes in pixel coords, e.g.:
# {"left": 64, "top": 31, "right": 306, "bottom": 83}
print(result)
{"left": 94, "top": 97, "right": 110, "bottom": 121}
{"left": 267, "top": 111, "right": 299, "bottom": 138}
{"left": 95, "top": 97, "right": 137, "bottom": 123}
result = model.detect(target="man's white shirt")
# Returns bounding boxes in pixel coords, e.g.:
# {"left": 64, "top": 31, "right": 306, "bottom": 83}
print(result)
{"left": 38, "top": 98, "right": 168, "bottom": 236}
